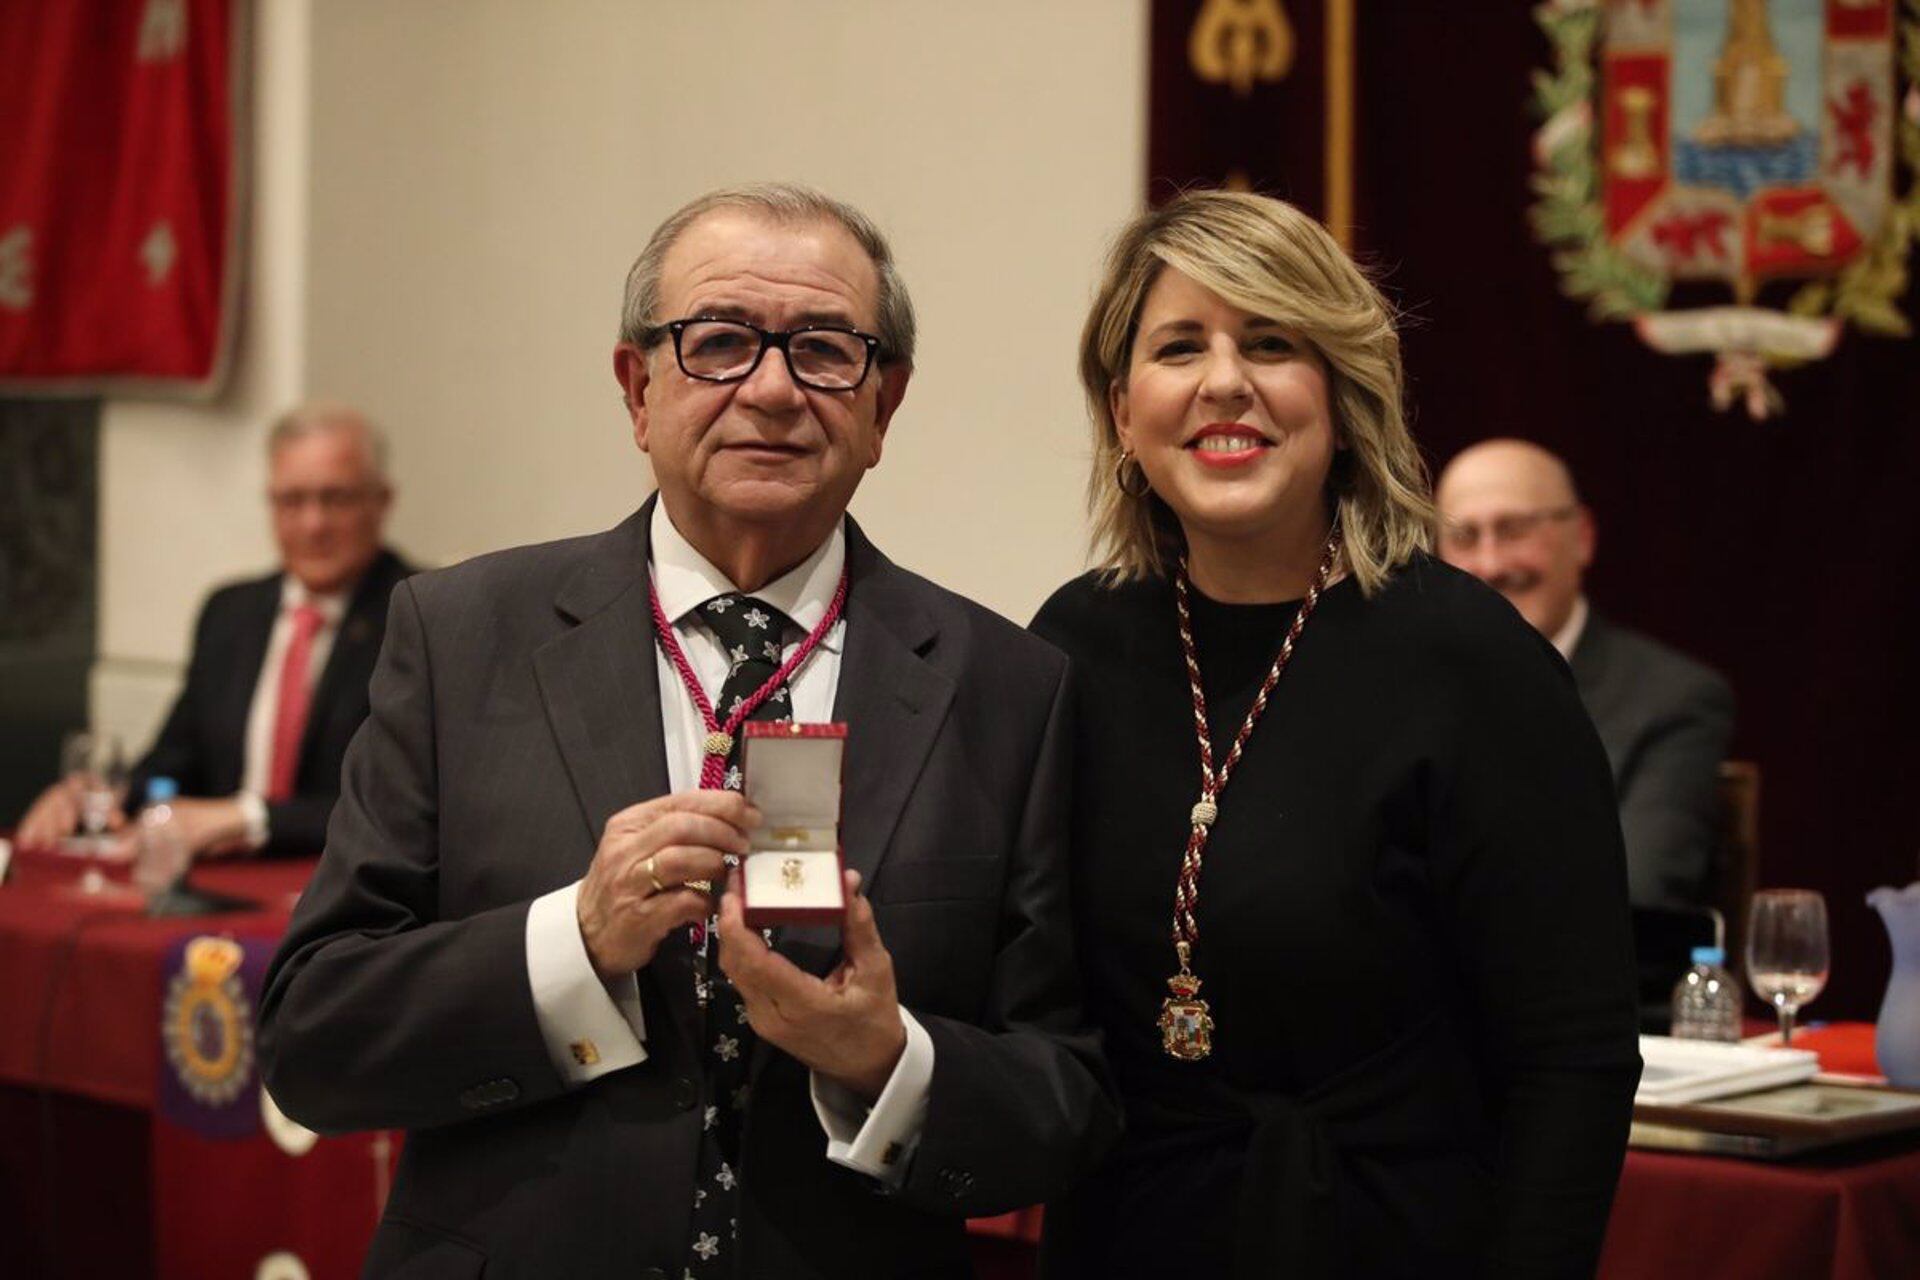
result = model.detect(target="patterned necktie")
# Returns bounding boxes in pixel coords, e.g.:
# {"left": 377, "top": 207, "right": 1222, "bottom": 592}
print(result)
{"left": 684, "top": 593, "right": 794, "bottom": 1276}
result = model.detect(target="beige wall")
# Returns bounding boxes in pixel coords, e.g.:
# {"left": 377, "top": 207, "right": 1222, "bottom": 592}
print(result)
{"left": 96, "top": 0, "right": 1145, "bottom": 750}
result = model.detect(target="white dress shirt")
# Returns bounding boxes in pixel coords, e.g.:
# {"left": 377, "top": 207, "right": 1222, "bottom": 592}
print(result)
{"left": 523, "top": 503, "right": 934, "bottom": 1183}
{"left": 1551, "top": 595, "right": 1590, "bottom": 663}
{"left": 234, "top": 578, "right": 349, "bottom": 848}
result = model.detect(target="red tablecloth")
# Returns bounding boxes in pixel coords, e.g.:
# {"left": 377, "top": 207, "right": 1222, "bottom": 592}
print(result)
{"left": 1, "top": 847, "right": 391, "bottom": 1280}
{"left": 1601, "top": 1143, "right": 1920, "bottom": 1280}
{"left": 0, "top": 849, "right": 311, "bottom": 1105}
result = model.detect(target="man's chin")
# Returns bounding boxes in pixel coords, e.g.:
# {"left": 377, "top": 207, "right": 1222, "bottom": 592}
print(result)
{"left": 288, "top": 556, "right": 364, "bottom": 596}
{"left": 700, "top": 474, "right": 848, "bottom": 524}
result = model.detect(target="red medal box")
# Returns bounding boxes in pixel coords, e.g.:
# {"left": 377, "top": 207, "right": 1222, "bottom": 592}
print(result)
{"left": 739, "top": 722, "right": 848, "bottom": 927}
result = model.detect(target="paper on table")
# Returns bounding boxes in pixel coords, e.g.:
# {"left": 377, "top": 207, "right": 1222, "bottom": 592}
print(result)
{"left": 1636, "top": 1035, "right": 1820, "bottom": 1106}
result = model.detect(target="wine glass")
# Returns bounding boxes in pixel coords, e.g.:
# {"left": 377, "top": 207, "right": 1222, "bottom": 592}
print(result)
{"left": 1745, "top": 889, "right": 1830, "bottom": 1048}
{"left": 60, "top": 730, "right": 127, "bottom": 865}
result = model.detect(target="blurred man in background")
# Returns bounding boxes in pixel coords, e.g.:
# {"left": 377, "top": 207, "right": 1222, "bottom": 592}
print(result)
{"left": 15, "top": 402, "right": 411, "bottom": 858}
{"left": 1436, "top": 438, "right": 1733, "bottom": 910}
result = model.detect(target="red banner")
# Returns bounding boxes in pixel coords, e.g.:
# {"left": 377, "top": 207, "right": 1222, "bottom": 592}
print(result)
{"left": 0, "top": 0, "right": 245, "bottom": 396}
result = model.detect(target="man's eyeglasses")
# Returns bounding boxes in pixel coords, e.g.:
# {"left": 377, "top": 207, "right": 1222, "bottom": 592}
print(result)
{"left": 269, "top": 486, "right": 379, "bottom": 514}
{"left": 644, "top": 318, "right": 882, "bottom": 392}
{"left": 1439, "top": 505, "right": 1578, "bottom": 551}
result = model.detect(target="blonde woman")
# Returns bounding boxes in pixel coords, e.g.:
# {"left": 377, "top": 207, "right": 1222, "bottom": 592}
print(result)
{"left": 1032, "top": 192, "right": 1640, "bottom": 1278}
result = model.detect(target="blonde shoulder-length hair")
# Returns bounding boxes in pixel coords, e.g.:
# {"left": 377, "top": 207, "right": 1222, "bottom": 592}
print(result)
{"left": 1080, "top": 190, "right": 1433, "bottom": 596}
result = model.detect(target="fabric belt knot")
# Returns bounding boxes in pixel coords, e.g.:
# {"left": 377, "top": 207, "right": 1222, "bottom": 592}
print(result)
{"left": 1231, "top": 1011, "right": 1470, "bottom": 1278}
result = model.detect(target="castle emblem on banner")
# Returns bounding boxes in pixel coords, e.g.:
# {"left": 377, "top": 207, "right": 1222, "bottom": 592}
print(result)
{"left": 162, "top": 934, "right": 257, "bottom": 1106}
{"left": 1531, "top": 0, "right": 1920, "bottom": 418}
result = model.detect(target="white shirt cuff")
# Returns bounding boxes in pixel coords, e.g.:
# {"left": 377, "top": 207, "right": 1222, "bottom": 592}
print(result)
{"left": 809, "top": 1007, "right": 933, "bottom": 1185}
{"left": 525, "top": 881, "right": 648, "bottom": 1084}
{"left": 235, "top": 791, "right": 269, "bottom": 851}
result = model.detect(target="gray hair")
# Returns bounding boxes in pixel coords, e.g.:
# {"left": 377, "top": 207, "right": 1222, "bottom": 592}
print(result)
{"left": 618, "top": 183, "right": 916, "bottom": 367}
{"left": 267, "top": 401, "right": 391, "bottom": 486}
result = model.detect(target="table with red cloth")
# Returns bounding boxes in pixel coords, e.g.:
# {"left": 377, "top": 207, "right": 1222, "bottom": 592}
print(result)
{"left": 964, "top": 1023, "right": 1920, "bottom": 1280}
{"left": 0, "top": 847, "right": 391, "bottom": 1280}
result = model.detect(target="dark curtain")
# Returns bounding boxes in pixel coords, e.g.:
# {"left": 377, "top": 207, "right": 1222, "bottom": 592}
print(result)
{"left": 0, "top": 400, "right": 98, "bottom": 825}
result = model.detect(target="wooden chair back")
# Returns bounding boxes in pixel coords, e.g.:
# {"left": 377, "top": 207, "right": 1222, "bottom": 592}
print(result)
{"left": 1711, "top": 760, "right": 1761, "bottom": 971}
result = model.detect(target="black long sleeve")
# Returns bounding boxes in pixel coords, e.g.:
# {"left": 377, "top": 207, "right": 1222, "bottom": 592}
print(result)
{"left": 1033, "top": 555, "right": 1640, "bottom": 1279}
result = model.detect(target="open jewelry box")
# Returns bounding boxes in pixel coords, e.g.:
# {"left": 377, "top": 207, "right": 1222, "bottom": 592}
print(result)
{"left": 739, "top": 721, "right": 847, "bottom": 926}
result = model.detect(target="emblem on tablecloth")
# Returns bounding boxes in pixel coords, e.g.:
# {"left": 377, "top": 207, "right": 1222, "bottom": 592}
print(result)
{"left": 162, "top": 934, "right": 255, "bottom": 1108}
{"left": 1530, "top": 0, "right": 1920, "bottom": 418}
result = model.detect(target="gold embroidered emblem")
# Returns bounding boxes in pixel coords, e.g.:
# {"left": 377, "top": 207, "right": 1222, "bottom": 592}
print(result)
{"left": 162, "top": 935, "right": 255, "bottom": 1105}
{"left": 1189, "top": 0, "right": 1294, "bottom": 97}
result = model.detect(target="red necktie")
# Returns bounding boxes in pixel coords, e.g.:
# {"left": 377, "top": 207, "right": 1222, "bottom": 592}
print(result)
{"left": 265, "top": 604, "right": 325, "bottom": 802}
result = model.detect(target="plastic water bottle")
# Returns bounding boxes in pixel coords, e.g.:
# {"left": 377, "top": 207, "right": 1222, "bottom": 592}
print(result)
{"left": 132, "top": 777, "right": 189, "bottom": 896}
{"left": 1671, "top": 946, "right": 1742, "bottom": 1042}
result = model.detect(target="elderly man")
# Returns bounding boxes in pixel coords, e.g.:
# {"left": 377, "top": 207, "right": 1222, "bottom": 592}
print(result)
{"left": 260, "top": 185, "right": 1115, "bottom": 1279}
{"left": 16, "top": 404, "right": 410, "bottom": 858}
{"left": 1436, "top": 438, "right": 1734, "bottom": 910}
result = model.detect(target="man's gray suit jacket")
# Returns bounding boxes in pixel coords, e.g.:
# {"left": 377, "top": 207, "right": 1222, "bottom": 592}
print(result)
{"left": 259, "top": 502, "right": 1117, "bottom": 1279}
{"left": 1568, "top": 612, "right": 1734, "bottom": 911}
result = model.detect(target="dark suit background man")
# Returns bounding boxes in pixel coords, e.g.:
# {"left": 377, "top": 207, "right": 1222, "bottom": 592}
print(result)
{"left": 1436, "top": 438, "right": 1734, "bottom": 910}
{"left": 16, "top": 404, "right": 411, "bottom": 858}
{"left": 260, "top": 184, "right": 1114, "bottom": 1279}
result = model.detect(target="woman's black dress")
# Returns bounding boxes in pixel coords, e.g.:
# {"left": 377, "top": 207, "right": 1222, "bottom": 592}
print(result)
{"left": 1031, "top": 555, "right": 1641, "bottom": 1279}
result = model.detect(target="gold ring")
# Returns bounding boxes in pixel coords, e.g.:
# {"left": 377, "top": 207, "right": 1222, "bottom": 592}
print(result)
{"left": 645, "top": 856, "right": 667, "bottom": 894}
{"left": 685, "top": 879, "right": 713, "bottom": 894}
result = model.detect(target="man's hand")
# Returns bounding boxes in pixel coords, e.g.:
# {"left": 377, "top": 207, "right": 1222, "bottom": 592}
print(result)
{"left": 169, "top": 797, "right": 254, "bottom": 857}
{"left": 15, "top": 777, "right": 125, "bottom": 849}
{"left": 718, "top": 868, "right": 906, "bottom": 1102}
{"left": 577, "top": 790, "right": 760, "bottom": 981}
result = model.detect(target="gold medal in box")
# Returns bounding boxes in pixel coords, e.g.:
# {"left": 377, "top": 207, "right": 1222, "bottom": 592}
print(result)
{"left": 740, "top": 721, "right": 848, "bottom": 926}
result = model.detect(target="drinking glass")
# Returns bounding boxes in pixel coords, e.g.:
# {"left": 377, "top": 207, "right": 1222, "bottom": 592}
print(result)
{"left": 1745, "top": 889, "right": 1830, "bottom": 1048}
{"left": 60, "top": 730, "right": 127, "bottom": 862}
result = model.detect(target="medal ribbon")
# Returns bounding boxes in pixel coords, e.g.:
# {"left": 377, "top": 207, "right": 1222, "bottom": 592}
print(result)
{"left": 648, "top": 570, "right": 849, "bottom": 790}
{"left": 1163, "top": 529, "right": 1340, "bottom": 1053}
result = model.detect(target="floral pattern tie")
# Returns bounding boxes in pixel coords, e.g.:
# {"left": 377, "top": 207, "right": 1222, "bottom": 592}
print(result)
{"left": 683, "top": 593, "right": 793, "bottom": 1276}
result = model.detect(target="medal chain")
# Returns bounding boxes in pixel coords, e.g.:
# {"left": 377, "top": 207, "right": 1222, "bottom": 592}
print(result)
{"left": 1169, "top": 530, "right": 1340, "bottom": 978}
{"left": 648, "top": 570, "right": 849, "bottom": 790}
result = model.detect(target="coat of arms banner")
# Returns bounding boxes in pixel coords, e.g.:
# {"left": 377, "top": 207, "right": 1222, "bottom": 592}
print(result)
{"left": 1532, "top": 0, "right": 1920, "bottom": 418}
{"left": 0, "top": 0, "right": 246, "bottom": 397}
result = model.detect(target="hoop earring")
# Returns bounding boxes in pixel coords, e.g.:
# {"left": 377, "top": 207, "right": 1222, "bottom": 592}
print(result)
{"left": 1115, "top": 449, "right": 1152, "bottom": 498}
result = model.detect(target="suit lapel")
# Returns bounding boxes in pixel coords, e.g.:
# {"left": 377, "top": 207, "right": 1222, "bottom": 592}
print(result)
{"left": 532, "top": 509, "right": 673, "bottom": 855}
{"left": 300, "top": 552, "right": 395, "bottom": 766}
{"left": 771, "top": 522, "right": 956, "bottom": 982}
{"left": 532, "top": 503, "right": 705, "bottom": 1045}
{"left": 1567, "top": 614, "right": 1628, "bottom": 782}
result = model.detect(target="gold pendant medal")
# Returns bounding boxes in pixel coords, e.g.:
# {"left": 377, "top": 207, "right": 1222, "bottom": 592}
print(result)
{"left": 1158, "top": 943, "right": 1214, "bottom": 1061}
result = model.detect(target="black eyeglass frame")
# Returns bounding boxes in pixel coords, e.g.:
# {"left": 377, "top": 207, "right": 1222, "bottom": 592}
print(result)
{"left": 643, "top": 317, "right": 885, "bottom": 392}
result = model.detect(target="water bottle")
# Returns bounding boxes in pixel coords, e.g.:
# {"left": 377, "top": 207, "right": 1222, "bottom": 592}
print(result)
{"left": 1671, "top": 945, "right": 1742, "bottom": 1042}
{"left": 132, "top": 777, "right": 189, "bottom": 896}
